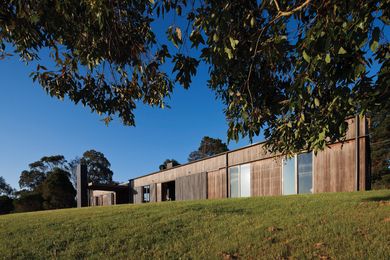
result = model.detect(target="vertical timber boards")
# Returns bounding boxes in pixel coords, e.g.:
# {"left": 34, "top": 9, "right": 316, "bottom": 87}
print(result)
{"left": 176, "top": 172, "right": 207, "bottom": 201}
{"left": 150, "top": 183, "right": 157, "bottom": 202}
{"left": 207, "top": 169, "right": 227, "bottom": 199}
{"left": 156, "top": 183, "right": 162, "bottom": 202}
{"left": 133, "top": 186, "right": 143, "bottom": 204}
{"left": 359, "top": 137, "right": 369, "bottom": 190}
{"left": 251, "top": 158, "right": 282, "bottom": 196}
{"left": 314, "top": 140, "right": 355, "bottom": 193}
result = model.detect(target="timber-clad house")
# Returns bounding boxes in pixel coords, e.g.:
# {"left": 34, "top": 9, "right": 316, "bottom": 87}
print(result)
{"left": 77, "top": 116, "right": 370, "bottom": 207}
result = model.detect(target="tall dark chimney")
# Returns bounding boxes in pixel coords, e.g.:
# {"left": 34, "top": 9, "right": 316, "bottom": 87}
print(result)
{"left": 76, "top": 164, "right": 88, "bottom": 207}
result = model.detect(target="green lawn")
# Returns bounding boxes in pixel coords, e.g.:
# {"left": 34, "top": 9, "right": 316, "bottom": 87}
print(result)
{"left": 1, "top": 190, "right": 389, "bottom": 259}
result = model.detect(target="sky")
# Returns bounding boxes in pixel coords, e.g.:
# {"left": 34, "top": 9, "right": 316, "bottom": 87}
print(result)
{"left": 0, "top": 50, "right": 256, "bottom": 189}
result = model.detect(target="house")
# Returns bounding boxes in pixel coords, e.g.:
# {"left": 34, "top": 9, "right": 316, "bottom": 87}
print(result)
{"left": 77, "top": 116, "right": 370, "bottom": 207}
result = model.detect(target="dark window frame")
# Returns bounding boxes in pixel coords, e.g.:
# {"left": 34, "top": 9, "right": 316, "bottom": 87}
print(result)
{"left": 143, "top": 185, "right": 150, "bottom": 203}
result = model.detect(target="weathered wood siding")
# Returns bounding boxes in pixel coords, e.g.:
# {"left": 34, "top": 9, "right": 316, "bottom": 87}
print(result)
{"left": 314, "top": 116, "right": 369, "bottom": 193}
{"left": 150, "top": 183, "right": 157, "bottom": 203}
{"left": 251, "top": 157, "right": 282, "bottom": 196}
{"left": 176, "top": 172, "right": 207, "bottom": 201}
{"left": 134, "top": 154, "right": 226, "bottom": 187}
{"left": 131, "top": 117, "right": 369, "bottom": 203}
{"left": 156, "top": 183, "right": 162, "bottom": 202}
{"left": 207, "top": 169, "right": 227, "bottom": 199}
{"left": 133, "top": 186, "right": 143, "bottom": 204}
{"left": 314, "top": 140, "right": 356, "bottom": 193}
{"left": 228, "top": 144, "right": 271, "bottom": 166}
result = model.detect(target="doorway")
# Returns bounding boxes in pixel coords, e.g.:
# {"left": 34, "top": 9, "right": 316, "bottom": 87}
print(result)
{"left": 162, "top": 181, "right": 175, "bottom": 201}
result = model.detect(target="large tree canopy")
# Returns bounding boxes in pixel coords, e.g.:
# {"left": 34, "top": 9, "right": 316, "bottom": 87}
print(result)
{"left": 81, "top": 150, "right": 114, "bottom": 184}
{"left": 19, "top": 155, "right": 67, "bottom": 190}
{"left": 1, "top": 0, "right": 388, "bottom": 154}
{"left": 159, "top": 159, "right": 180, "bottom": 170}
{"left": 0, "top": 176, "right": 13, "bottom": 196}
{"left": 188, "top": 136, "right": 229, "bottom": 162}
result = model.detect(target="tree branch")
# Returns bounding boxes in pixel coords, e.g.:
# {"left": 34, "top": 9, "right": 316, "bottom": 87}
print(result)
{"left": 273, "top": 0, "right": 311, "bottom": 18}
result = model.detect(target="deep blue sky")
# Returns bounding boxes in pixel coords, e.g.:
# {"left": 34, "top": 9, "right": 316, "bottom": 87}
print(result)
{"left": 0, "top": 52, "right": 255, "bottom": 189}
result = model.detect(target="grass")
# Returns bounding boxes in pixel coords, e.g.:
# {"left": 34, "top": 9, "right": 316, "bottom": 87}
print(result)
{"left": 1, "top": 190, "right": 390, "bottom": 259}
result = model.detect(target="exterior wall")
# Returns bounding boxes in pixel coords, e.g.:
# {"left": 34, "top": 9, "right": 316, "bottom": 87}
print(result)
{"left": 176, "top": 172, "right": 208, "bottom": 201}
{"left": 91, "top": 190, "right": 116, "bottom": 206}
{"left": 251, "top": 157, "right": 282, "bottom": 196}
{"left": 132, "top": 117, "right": 370, "bottom": 204}
{"left": 133, "top": 154, "right": 226, "bottom": 187}
{"left": 207, "top": 169, "right": 227, "bottom": 199}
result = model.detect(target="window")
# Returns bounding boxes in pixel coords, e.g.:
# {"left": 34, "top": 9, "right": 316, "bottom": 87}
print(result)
{"left": 230, "top": 164, "right": 251, "bottom": 198}
{"left": 282, "top": 152, "right": 313, "bottom": 195}
{"left": 298, "top": 153, "right": 313, "bottom": 194}
{"left": 143, "top": 185, "right": 150, "bottom": 203}
{"left": 282, "top": 157, "right": 296, "bottom": 195}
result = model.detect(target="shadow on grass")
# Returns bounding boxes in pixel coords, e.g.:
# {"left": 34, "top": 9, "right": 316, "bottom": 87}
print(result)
{"left": 362, "top": 194, "right": 390, "bottom": 202}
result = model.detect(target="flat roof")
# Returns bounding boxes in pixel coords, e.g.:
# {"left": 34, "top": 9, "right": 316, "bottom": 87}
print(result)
{"left": 130, "top": 140, "right": 267, "bottom": 181}
{"left": 88, "top": 183, "right": 129, "bottom": 191}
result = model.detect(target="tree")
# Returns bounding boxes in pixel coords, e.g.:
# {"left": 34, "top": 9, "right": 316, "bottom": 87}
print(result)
{"left": 79, "top": 150, "right": 113, "bottom": 184}
{"left": 188, "top": 136, "right": 229, "bottom": 162}
{"left": 13, "top": 191, "right": 44, "bottom": 213}
{"left": 159, "top": 159, "right": 180, "bottom": 170}
{"left": 1, "top": 1, "right": 388, "bottom": 155}
{"left": 40, "top": 168, "right": 76, "bottom": 209}
{"left": 15, "top": 155, "right": 74, "bottom": 212}
{"left": 370, "top": 100, "right": 390, "bottom": 188}
{"left": 19, "top": 155, "right": 67, "bottom": 190}
{"left": 0, "top": 195, "right": 14, "bottom": 214}
{"left": 19, "top": 170, "right": 46, "bottom": 190}
{"left": 0, "top": 176, "right": 13, "bottom": 195}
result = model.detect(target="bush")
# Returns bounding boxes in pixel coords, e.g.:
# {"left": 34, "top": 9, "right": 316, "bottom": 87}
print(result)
{"left": 13, "top": 192, "right": 44, "bottom": 213}
{"left": 0, "top": 195, "right": 14, "bottom": 214}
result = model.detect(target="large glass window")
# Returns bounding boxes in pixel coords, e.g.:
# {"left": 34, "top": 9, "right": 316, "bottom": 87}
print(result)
{"left": 143, "top": 185, "right": 150, "bottom": 203}
{"left": 240, "top": 164, "right": 251, "bottom": 197}
{"left": 230, "top": 164, "right": 251, "bottom": 198}
{"left": 230, "top": 167, "right": 240, "bottom": 198}
{"left": 282, "top": 157, "right": 296, "bottom": 195}
{"left": 282, "top": 152, "right": 313, "bottom": 195}
{"left": 298, "top": 153, "right": 313, "bottom": 194}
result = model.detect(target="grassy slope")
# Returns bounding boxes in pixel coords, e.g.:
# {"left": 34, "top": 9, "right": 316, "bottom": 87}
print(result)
{"left": 1, "top": 190, "right": 389, "bottom": 259}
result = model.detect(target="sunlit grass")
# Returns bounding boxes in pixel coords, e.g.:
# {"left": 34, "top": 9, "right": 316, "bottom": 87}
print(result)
{"left": 1, "top": 190, "right": 389, "bottom": 259}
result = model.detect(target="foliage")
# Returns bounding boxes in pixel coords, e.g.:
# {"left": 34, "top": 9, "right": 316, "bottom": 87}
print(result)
{"left": 159, "top": 159, "right": 180, "bottom": 170}
{"left": 77, "top": 150, "right": 114, "bottom": 184}
{"left": 40, "top": 168, "right": 76, "bottom": 210}
{"left": 13, "top": 191, "right": 43, "bottom": 213}
{"left": 0, "top": 190, "right": 389, "bottom": 258}
{"left": 0, "top": 0, "right": 389, "bottom": 155}
{"left": 16, "top": 155, "right": 74, "bottom": 212}
{"left": 19, "top": 155, "right": 67, "bottom": 190}
{"left": 188, "top": 136, "right": 229, "bottom": 162}
{"left": 0, "top": 195, "right": 14, "bottom": 215}
{"left": 370, "top": 100, "right": 390, "bottom": 188}
{"left": 0, "top": 176, "right": 13, "bottom": 195}
{"left": 18, "top": 170, "right": 46, "bottom": 190}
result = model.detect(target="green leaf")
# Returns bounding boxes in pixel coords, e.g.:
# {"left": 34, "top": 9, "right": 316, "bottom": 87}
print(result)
{"left": 319, "top": 130, "right": 326, "bottom": 140}
{"left": 303, "top": 50, "right": 311, "bottom": 63}
{"left": 370, "top": 41, "right": 379, "bottom": 52}
{"left": 314, "top": 98, "right": 320, "bottom": 107}
{"left": 213, "top": 34, "right": 219, "bottom": 42}
{"left": 224, "top": 47, "right": 233, "bottom": 59}
{"left": 338, "top": 47, "right": 347, "bottom": 55}
{"left": 250, "top": 17, "right": 255, "bottom": 28}
{"left": 229, "top": 37, "right": 239, "bottom": 50}
{"left": 325, "top": 54, "right": 331, "bottom": 63}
